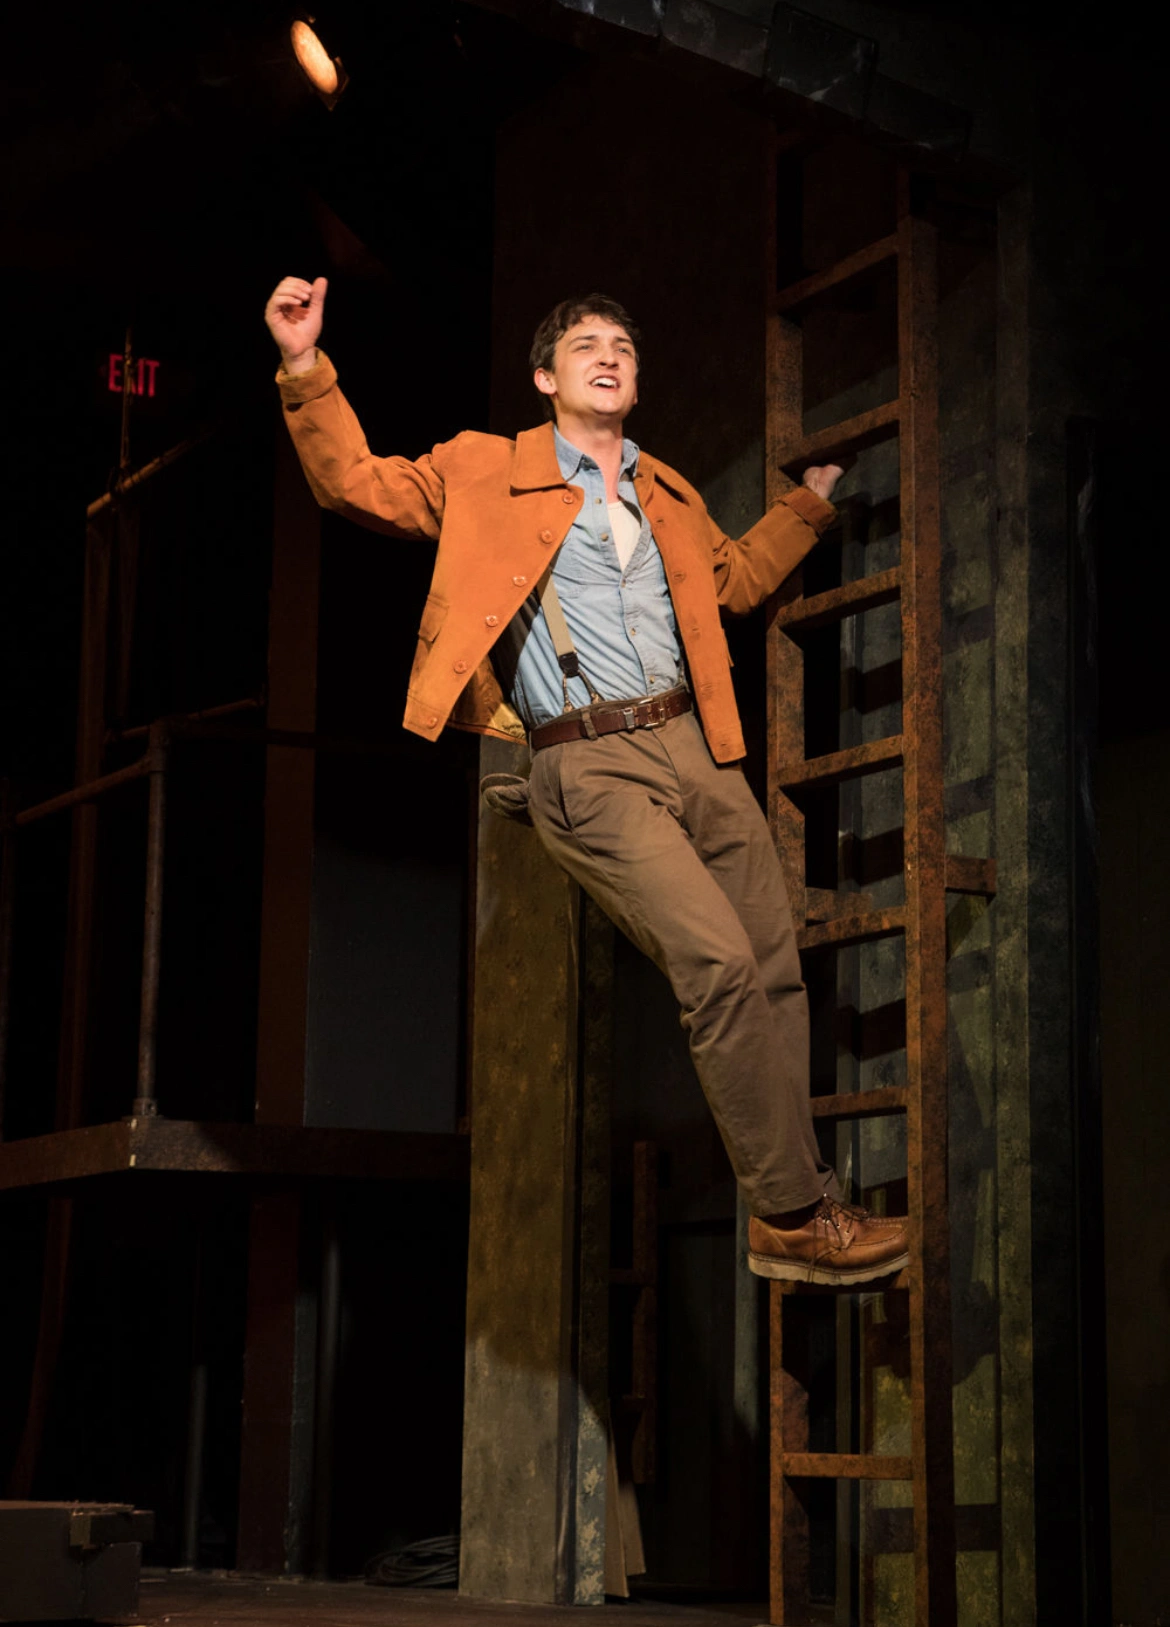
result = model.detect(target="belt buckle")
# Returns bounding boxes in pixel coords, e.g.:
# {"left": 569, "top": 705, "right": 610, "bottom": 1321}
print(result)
{"left": 644, "top": 696, "right": 668, "bottom": 730}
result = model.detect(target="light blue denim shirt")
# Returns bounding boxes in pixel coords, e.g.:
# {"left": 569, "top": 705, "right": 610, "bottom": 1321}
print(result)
{"left": 491, "top": 427, "right": 685, "bottom": 729}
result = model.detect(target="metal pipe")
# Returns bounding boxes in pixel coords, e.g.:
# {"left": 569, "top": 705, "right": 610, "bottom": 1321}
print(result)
{"left": 0, "top": 782, "right": 14, "bottom": 1140}
{"left": 133, "top": 727, "right": 168, "bottom": 1117}
{"left": 108, "top": 693, "right": 264, "bottom": 745}
{"left": 87, "top": 427, "right": 216, "bottom": 520}
{"left": 6, "top": 757, "right": 151, "bottom": 832}
{"left": 311, "top": 1202, "right": 342, "bottom": 1577}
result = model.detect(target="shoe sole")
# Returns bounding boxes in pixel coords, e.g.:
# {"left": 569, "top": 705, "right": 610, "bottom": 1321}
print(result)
{"left": 747, "top": 1249, "right": 910, "bottom": 1286}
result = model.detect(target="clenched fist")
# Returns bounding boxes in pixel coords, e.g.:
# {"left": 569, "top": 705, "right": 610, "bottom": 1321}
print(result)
{"left": 265, "top": 275, "right": 328, "bottom": 375}
{"left": 802, "top": 464, "right": 844, "bottom": 503}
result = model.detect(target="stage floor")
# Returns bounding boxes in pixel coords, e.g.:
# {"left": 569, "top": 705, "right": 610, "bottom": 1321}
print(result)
{"left": 122, "top": 1573, "right": 773, "bottom": 1626}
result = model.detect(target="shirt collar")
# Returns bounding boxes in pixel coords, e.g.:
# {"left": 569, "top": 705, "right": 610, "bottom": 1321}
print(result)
{"left": 554, "top": 426, "right": 640, "bottom": 485}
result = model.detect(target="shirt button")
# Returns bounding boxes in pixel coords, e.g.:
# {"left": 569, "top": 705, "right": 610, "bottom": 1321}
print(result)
{"left": 595, "top": 497, "right": 603, "bottom": 504}
{"left": 513, "top": 574, "right": 527, "bottom": 586}
{"left": 562, "top": 493, "right": 575, "bottom": 505}
{"left": 601, "top": 532, "right": 610, "bottom": 541}
{"left": 540, "top": 529, "right": 553, "bottom": 543}
{"left": 453, "top": 660, "right": 468, "bottom": 674}
{"left": 485, "top": 614, "right": 499, "bottom": 628}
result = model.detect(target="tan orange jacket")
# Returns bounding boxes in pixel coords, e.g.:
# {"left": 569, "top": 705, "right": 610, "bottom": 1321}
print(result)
{"left": 279, "top": 352, "right": 836, "bottom": 763}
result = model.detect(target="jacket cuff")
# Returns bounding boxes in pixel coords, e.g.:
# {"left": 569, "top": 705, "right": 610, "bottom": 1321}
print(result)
{"left": 276, "top": 349, "right": 338, "bottom": 405}
{"left": 779, "top": 483, "right": 837, "bottom": 535}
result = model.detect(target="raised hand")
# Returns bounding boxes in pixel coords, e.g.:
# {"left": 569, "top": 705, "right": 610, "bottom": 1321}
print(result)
{"left": 264, "top": 275, "right": 328, "bottom": 374}
{"left": 802, "top": 463, "right": 844, "bottom": 503}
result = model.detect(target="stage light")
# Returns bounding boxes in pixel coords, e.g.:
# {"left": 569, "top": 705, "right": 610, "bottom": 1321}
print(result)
{"left": 291, "top": 17, "right": 348, "bottom": 108}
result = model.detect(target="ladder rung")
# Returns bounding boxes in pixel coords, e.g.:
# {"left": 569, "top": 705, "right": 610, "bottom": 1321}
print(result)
{"left": 782, "top": 1452, "right": 913, "bottom": 1481}
{"left": 805, "top": 886, "right": 874, "bottom": 923}
{"left": 773, "top": 568, "right": 901, "bottom": 634}
{"left": 778, "top": 736, "right": 903, "bottom": 791}
{"left": 810, "top": 1085, "right": 908, "bottom": 1120}
{"left": 798, "top": 907, "right": 906, "bottom": 952}
{"left": 774, "top": 232, "right": 899, "bottom": 312}
{"left": 945, "top": 855, "right": 997, "bottom": 897}
{"left": 776, "top": 1267, "right": 910, "bottom": 1295}
{"left": 777, "top": 400, "right": 899, "bottom": 473}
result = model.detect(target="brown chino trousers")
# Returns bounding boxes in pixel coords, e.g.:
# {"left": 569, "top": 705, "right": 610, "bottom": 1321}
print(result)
{"left": 527, "top": 708, "right": 836, "bottom": 1218}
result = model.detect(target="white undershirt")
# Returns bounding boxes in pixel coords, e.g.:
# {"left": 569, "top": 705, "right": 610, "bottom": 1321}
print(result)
{"left": 607, "top": 501, "right": 641, "bottom": 572}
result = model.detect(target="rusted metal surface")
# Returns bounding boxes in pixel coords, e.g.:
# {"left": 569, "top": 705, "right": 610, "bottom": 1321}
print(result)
{"left": 943, "top": 854, "right": 997, "bottom": 896}
{"left": 133, "top": 726, "right": 168, "bottom": 1117}
{"left": 778, "top": 399, "right": 900, "bottom": 475}
{"left": 782, "top": 1452, "right": 913, "bottom": 1480}
{"left": 774, "top": 231, "right": 899, "bottom": 312}
{"left": 804, "top": 885, "right": 874, "bottom": 922}
{"left": 768, "top": 1283, "right": 811, "bottom": 1626}
{"left": 796, "top": 906, "right": 905, "bottom": 953}
{"left": 764, "top": 280, "right": 807, "bottom": 926}
{"left": 810, "top": 1085, "right": 909, "bottom": 1121}
{"left": 764, "top": 146, "right": 960, "bottom": 1625}
{"left": 776, "top": 734, "right": 904, "bottom": 791}
{"left": 897, "top": 208, "right": 958, "bottom": 1627}
{"left": 0, "top": 1118, "right": 469, "bottom": 1191}
{"left": 773, "top": 567, "right": 902, "bottom": 633}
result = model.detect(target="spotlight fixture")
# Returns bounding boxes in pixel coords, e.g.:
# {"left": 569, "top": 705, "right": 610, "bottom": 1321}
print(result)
{"left": 291, "top": 17, "right": 348, "bottom": 109}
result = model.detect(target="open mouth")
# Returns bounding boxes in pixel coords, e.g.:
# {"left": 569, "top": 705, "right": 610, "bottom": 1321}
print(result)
{"left": 591, "top": 377, "right": 619, "bottom": 390}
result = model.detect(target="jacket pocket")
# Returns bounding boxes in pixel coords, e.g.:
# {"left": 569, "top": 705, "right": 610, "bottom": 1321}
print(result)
{"left": 418, "top": 593, "right": 448, "bottom": 646}
{"left": 410, "top": 593, "right": 449, "bottom": 688}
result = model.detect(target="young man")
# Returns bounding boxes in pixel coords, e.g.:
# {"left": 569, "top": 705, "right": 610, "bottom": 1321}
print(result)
{"left": 264, "top": 275, "right": 908, "bottom": 1285}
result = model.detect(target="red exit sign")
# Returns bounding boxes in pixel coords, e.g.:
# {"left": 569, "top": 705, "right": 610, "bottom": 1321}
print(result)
{"left": 108, "top": 354, "right": 160, "bottom": 397}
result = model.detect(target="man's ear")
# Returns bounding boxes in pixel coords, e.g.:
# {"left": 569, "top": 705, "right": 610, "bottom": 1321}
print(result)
{"left": 534, "top": 368, "right": 557, "bottom": 401}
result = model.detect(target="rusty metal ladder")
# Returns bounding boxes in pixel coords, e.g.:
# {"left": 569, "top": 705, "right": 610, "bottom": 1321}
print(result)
{"left": 763, "top": 163, "right": 995, "bottom": 1626}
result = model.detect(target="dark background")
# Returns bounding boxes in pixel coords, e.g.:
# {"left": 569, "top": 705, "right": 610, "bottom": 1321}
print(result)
{"left": 0, "top": 0, "right": 1161, "bottom": 1606}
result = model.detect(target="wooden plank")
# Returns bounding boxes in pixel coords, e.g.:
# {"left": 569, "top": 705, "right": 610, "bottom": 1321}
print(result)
{"left": 777, "top": 735, "right": 903, "bottom": 791}
{"left": 772, "top": 567, "right": 902, "bottom": 633}
{"left": 774, "top": 232, "right": 899, "bottom": 312}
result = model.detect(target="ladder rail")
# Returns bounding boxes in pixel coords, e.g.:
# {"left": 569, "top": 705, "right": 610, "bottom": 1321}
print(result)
{"left": 764, "top": 147, "right": 963, "bottom": 1627}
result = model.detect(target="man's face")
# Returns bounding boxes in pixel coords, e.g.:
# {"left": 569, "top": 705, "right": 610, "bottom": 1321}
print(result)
{"left": 534, "top": 316, "right": 638, "bottom": 424}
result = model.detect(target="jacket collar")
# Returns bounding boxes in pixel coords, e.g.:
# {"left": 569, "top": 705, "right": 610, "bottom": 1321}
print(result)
{"left": 509, "top": 421, "right": 681, "bottom": 509}
{"left": 511, "top": 423, "right": 568, "bottom": 491}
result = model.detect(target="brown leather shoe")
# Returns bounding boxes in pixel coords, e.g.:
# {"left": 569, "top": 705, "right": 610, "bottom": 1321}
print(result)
{"left": 747, "top": 1197, "right": 909, "bottom": 1286}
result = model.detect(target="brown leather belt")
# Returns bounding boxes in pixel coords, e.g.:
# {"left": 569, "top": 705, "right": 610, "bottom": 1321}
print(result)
{"left": 528, "top": 686, "right": 692, "bottom": 751}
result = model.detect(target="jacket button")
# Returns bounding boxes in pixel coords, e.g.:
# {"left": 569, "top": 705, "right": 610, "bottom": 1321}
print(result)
{"left": 454, "top": 660, "right": 468, "bottom": 674}
{"left": 562, "top": 493, "right": 575, "bottom": 505}
{"left": 513, "top": 574, "right": 528, "bottom": 586}
{"left": 426, "top": 714, "right": 439, "bottom": 727}
{"left": 540, "top": 530, "right": 554, "bottom": 543}
{"left": 485, "top": 614, "right": 499, "bottom": 628}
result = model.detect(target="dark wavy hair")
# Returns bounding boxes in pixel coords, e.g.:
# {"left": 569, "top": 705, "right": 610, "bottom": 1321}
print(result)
{"left": 529, "top": 295, "right": 641, "bottom": 421}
